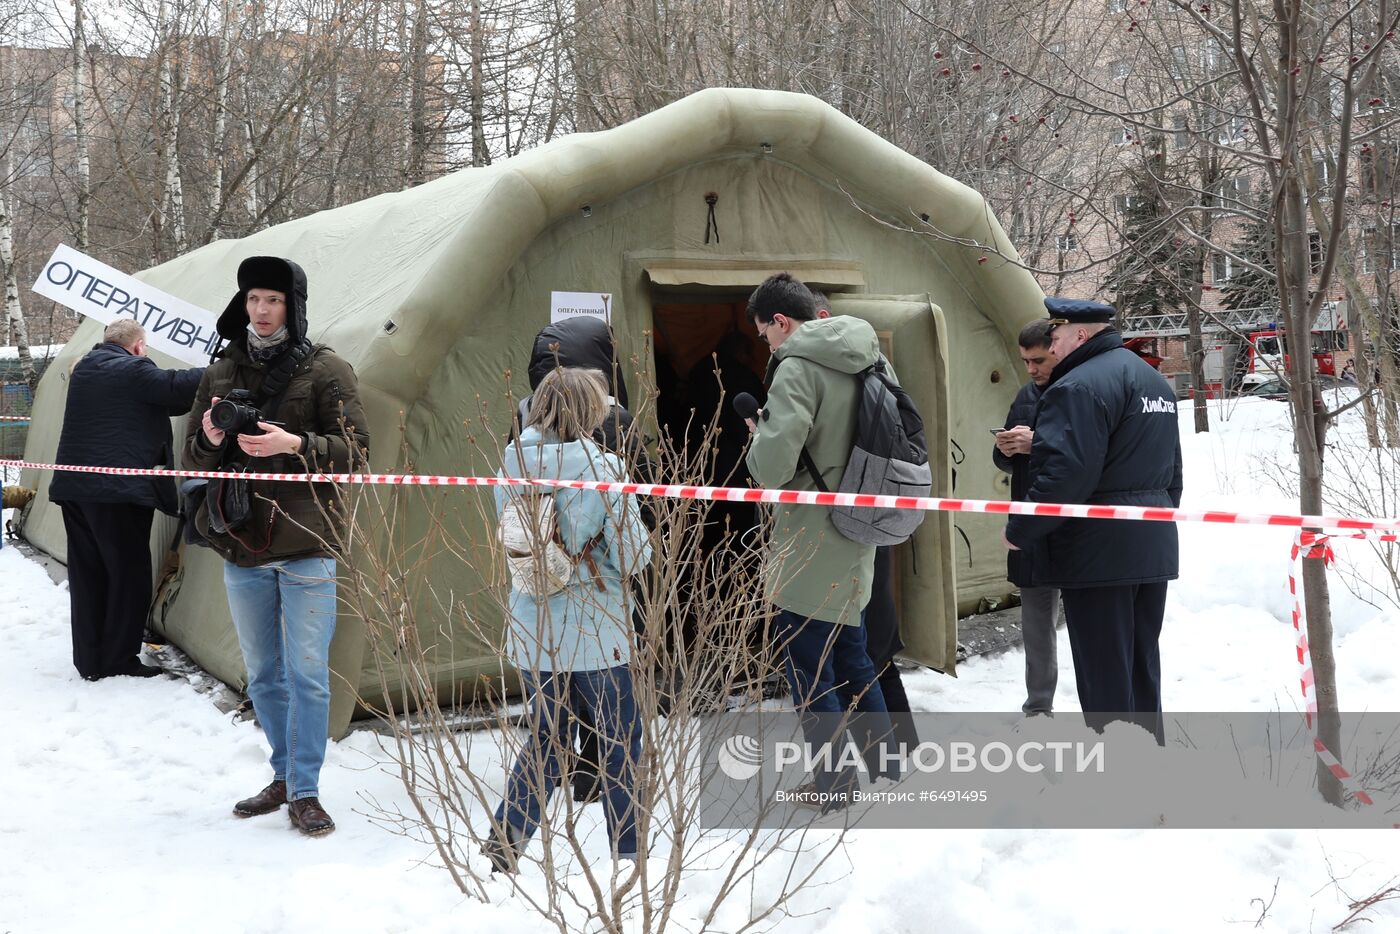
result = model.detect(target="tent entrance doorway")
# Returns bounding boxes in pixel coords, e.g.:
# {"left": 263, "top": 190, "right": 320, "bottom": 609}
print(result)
{"left": 651, "top": 297, "right": 769, "bottom": 554}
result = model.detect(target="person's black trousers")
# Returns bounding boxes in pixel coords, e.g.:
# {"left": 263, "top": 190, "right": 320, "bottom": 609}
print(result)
{"left": 848, "top": 546, "right": 920, "bottom": 750}
{"left": 59, "top": 501, "right": 155, "bottom": 678}
{"left": 1060, "top": 581, "right": 1168, "bottom": 743}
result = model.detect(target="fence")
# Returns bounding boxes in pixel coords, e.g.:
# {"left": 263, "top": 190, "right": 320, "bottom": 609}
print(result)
{"left": 0, "top": 384, "right": 31, "bottom": 460}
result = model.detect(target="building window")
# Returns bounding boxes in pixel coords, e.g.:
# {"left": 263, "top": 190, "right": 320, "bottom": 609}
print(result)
{"left": 1169, "top": 46, "right": 1189, "bottom": 78}
{"left": 1215, "top": 115, "right": 1248, "bottom": 144}
{"left": 1113, "top": 124, "right": 1132, "bottom": 145}
{"left": 1108, "top": 0, "right": 1128, "bottom": 12}
{"left": 1057, "top": 233, "right": 1079, "bottom": 253}
{"left": 1361, "top": 227, "right": 1376, "bottom": 274}
{"left": 1314, "top": 158, "right": 1334, "bottom": 199}
{"left": 1215, "top": 174, "right": 1251, "bottom": 204}
{"left": 1212, "top": 252, "right": 1237, "bottom": 281}
{"left": 1173, "top": 115, "right": 1190, "bottom": 149}
{"left": 1114, "top": 193, "right": 1142, "bottom": 214}
{"left": 1310, "top": 231, "right": 1324, "bottom": 273}
{"left": 1111, "top": 60, "right": 1131, "bottom": 81}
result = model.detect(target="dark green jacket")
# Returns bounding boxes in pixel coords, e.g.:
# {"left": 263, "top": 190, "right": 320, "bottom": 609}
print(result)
{"left": 746, "top": 316, "right": 886, "bottom": 626}
{"left": 184, "top": 341, "right": 369, "bottom": 567}
{"left": 183, "top": 256, "right": 369, "bottom": 567}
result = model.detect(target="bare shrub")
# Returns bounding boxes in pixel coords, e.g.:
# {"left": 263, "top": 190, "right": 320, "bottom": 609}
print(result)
{"left": 338, "top": 355, "right": 861, "bottom": 932}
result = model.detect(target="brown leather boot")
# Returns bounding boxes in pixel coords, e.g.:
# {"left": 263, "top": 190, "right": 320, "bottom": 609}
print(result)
{"left": 289, "top": 797, "right": 335, "bottom": 836}
{"left": 233, "top": 780, "right": 287, "bottom": 818}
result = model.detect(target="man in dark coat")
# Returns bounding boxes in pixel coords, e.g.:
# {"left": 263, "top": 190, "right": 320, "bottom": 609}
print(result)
{"left": 993, "top": 318, "right": 1061, "bottom": 716}
{"left": 1004, "top": 298, "right": 1183, "bottom": 738}
{"left": 521, "top": 317, "right": 644, "bottom": 464}
{"left": 50, "top": 319, "right": 203, "bottom": 680}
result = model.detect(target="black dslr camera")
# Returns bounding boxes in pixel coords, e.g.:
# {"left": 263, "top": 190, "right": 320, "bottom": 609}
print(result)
{"left": 210, "top": 389, "right": 263, "bottom": 435}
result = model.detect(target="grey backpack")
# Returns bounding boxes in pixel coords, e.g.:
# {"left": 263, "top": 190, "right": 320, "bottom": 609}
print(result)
{"left": 797, "top": 359, "right": 932, "bottom": 545}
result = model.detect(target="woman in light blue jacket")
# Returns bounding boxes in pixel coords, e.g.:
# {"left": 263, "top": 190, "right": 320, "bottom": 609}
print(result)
{"left": 485, "top": 367, "right": 652, "bottom": 872}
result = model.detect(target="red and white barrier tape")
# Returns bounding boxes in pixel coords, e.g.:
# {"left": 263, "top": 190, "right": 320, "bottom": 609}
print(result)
{"left": 1288, "top": 531, "right": 1388, "bottom": 811}
{"left": 5, "top": 455, "right": 1394, "bottom": 813}
{"left": 8, "top": 457, "right": 1400, "bottom": 532}
{"left": 0, "top": 416, "right": 31, "bottom": 422}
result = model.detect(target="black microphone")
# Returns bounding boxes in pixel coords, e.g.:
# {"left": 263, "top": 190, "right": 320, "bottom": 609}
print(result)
{"left": 733, "top": 391, "right": 765, "bottom": 422}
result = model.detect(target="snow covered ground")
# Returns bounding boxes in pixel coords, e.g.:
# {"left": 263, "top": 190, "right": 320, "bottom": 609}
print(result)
{"left": 2, "top": 397, "right": 1399, "bottom": 933}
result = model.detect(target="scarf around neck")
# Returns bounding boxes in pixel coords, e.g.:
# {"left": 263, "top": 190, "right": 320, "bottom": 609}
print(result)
{"left": 246, "top": 323, "right": 289, "bottom": 363}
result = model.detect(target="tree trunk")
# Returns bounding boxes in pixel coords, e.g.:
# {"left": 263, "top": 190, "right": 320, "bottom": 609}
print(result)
{"left": 0, "top": 175, "right": 34, "bottom": 387}
{"left": 1185, "top": 241, "right": 1210, "bottom": 432}
{"left": 206, "top": 0, "right": 232, "bottom": 243}
{"left": 469, "top": 0, "right": 488, "bottom": 167}
{"left": 72, "top": 0, "right": 90, "bottom": 252}
{"left": 1277, "top": 75, "right": 1343, "bottom": 804}
{"left": 1347, "top": 289, "right": 1382, "bottom": 447}
{"left": 404, "top": 0, "right": 428, "bottom": 186}
{"left": 156, "top": 0, "right": 187, "bottom": 255}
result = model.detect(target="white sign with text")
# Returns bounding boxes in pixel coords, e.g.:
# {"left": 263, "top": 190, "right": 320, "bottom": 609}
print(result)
{"left": 32, "top": 244, "right": 223, "bottom": 366}
{"left": 550, "top": 291, "right": 611, "bottom": 324}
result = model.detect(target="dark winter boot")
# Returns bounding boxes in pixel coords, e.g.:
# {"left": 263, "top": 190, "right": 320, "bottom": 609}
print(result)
{"left": 481, "top": 824, "right": 524, "bottom": 874}
{"left": 109, "top": 658, "right": 165, "bottom": 678}
{"left": 288, "top": 797, "right": 335, "bottom": 836}
{"left": 233, "top": 780, "right": 287, "bottom": 818}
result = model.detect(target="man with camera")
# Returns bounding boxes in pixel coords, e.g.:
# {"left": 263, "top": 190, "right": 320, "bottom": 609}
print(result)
{"left": 184, "top": 256, "right": 369, "bottom": 837}
{"left": 50, "top": 319, "right": 203, "bottom": 680}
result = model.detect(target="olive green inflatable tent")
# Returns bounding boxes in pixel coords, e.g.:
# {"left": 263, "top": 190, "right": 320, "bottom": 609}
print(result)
{"left": 21, "top": 87, "right": 1045, "bottom": 735}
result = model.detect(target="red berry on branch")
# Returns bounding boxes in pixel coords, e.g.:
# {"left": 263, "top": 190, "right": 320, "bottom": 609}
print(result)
{"left": 972, "top": 63, "right": 983, "bottom": 71}
{"left": 934, "top": 51, "right": 943, "bottom": 59}
{"left": 1370, "top": 97, "right": 1384, "bottom": 106}
{"left": 978, "top": 256, "right": 989, "bottom": 265}
{"left": 1038, "top": 115, "right": 1047, "bottom": 124}
{"left": 942, "top": 68, "right": 951, "bottom": 77}
{"left": 1002, "top": 68, "right": 1011, "bottom": 77}
{"left": 1001, "top": 134, "right": 1010, "bottom": 142}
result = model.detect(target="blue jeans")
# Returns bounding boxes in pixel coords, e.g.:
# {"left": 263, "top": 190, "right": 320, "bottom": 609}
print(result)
{"left": 224, "top": 557, "right": 338, "bottom": 800}
{"left": 775, "top": 608, "right": 898, "bottom": 796}
{"left": 495, "top": 666, "right": 641, "bottom": 857}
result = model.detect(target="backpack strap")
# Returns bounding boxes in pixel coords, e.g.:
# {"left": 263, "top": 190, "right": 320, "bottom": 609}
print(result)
{"left": 794, "top": 359, "right": 886, "bottom": 495}
{"left": 543, "top": 495, "right": 608, "bottom": 592}
{"left": 798, "top": 447, "right": 830, "bottom": 493}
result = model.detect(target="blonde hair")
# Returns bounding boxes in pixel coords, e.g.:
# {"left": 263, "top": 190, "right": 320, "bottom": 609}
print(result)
{"left": 103, "top": 319, "right": 145, "bottom": 349}
{"left": 526, "top": 367, "right": 608, "bottom": 441}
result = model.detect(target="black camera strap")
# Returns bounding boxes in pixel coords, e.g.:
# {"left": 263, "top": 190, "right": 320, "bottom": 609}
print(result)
{"left": 255, "top": 339, "right": 314, "bottom": 421}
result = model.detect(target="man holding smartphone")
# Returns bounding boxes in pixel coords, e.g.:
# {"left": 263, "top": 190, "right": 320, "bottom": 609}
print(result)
{"left": 993, "top": 319, "right": 1060, "bottom": 715}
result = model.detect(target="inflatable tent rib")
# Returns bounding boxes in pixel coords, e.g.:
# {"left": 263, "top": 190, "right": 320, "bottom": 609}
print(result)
{"left": 22, "top": 87, "right": 1045, "bottom": 735}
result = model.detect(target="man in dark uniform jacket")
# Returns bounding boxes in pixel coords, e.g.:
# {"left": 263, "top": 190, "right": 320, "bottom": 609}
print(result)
{"left": 1003, "top": 298, "right": 1183, "bottom": 738}
{"left": 994, "top": 319, "right": 1061, "bottom": 715}
{"left": 49, "top": 319, "right": 204, "bottom": 680}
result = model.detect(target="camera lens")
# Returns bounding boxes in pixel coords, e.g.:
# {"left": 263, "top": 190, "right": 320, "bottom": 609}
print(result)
{"left": 210, "top": 399, "right": 247, "bottom": 432}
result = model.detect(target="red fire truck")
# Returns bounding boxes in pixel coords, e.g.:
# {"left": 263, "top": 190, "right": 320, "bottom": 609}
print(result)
{"left": 1238, "top": 327, "right": 1346, "bottom": 389}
